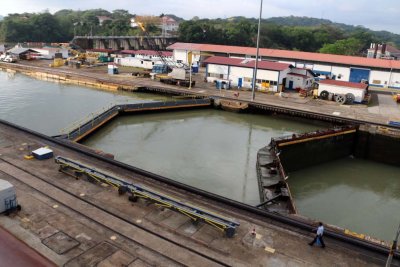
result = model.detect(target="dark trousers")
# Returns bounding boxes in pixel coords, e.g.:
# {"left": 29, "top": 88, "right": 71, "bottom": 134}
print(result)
{"left": 309, "top": 235, "right": 325, "bottom": 247}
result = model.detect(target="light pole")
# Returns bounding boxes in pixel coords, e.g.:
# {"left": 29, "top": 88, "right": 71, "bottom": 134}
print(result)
{"left": 386, "top": 222, "right": 400, "bottom": 267}
{"left": 251, "top": 0, "right": 263, "bottom": 101}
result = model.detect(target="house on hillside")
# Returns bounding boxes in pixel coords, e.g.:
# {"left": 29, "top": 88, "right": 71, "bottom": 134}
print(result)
{"left": 160, "top": 16, "right": 179, "bottom": 35}
{"left": 367, "top": 43, "right": 400, "bottom": 60}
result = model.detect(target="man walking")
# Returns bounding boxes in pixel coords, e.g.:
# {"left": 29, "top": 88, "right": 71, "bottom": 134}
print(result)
{"left": 309, "top": 222, "right": 325, "bottom": 248}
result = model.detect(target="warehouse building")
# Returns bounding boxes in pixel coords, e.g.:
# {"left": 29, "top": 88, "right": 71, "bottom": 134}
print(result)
{"left": 167, "top": 42, "right": 400, "bottom": 89}
{"left": 204, "top": 56, "right": 293, "bottom": 91}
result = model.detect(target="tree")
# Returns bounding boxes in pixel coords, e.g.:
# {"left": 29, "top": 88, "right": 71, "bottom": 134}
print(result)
{"left": 319, "top": 38, "right": 365, "bottom": 55}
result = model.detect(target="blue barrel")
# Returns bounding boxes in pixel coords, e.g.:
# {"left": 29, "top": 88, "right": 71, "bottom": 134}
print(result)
{"left": 192, "top": 66, "right": 199, "bottom": 73}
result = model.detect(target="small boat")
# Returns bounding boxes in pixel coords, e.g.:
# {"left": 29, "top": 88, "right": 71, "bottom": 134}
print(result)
{"left": 220, "top": 100, "right": 248, "bottom": 112}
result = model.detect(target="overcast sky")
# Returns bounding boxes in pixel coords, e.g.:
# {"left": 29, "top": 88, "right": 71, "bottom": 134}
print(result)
{"left": 1, "top": 0, "right": 399, "bottom": 33}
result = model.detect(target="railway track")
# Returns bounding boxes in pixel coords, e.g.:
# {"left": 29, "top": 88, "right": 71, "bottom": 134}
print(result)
{"left": 0, "top": 157, "right": 232, "bottom": 267}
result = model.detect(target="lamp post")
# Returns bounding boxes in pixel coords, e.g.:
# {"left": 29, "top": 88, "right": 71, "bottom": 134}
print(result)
{"left": 386, "top": 222, "right": 400, "bottom": 267}
{"left": 251, "top": 0, "right": 263, "bottom": 101}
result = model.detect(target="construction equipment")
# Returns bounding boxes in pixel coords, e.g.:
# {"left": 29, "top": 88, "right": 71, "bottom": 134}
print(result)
{"left": 55, "top": 156, "right": 240, "bottom": 237}
{"left": 136, "top": 22, "right": 194, "bottom": 87}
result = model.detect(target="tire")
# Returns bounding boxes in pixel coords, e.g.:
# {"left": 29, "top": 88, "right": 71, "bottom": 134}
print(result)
{"left": 334, "top": 94, "right": 346, "bottom": 104}
{"left": 320, "top": 90, "right": 329, "bottom": 100}
{"left": 345, "top": 93, "right": 355, "bottom": 104}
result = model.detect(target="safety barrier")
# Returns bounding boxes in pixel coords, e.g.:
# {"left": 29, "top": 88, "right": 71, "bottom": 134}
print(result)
{"left": 55, "top": 156, "right": 240, "bottom": 237}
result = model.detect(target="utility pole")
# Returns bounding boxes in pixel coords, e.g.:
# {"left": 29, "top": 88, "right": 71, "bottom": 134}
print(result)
{"left": 251, "top": 0, "right": 263, "bottom": 101}
{"left": 386, "top": 223, "right": 400, "bottom": 267}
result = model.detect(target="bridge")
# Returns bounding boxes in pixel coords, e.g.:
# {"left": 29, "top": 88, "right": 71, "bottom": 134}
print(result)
{"left": 72, "top": 35, "right": 177, "bottom": 50}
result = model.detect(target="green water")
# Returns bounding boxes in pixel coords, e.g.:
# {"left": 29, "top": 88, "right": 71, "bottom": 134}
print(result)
{"left": 82, "top": 110, "right": 324, "bottom": 205}
{"left": 0, "top": 71, "right": 170, "bottom": 135}
{"left": 289, "top": 157, "right": 400, "bottom": 241}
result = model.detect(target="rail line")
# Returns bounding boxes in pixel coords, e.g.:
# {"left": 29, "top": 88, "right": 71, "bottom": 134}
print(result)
{"left": 0, "top": 115, "right": 399, "bottom": 261}
{"left": 0, "top": 157, "right": 231, "bottom": 267}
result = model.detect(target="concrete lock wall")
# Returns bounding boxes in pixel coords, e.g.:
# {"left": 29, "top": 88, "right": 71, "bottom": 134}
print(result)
{"left": 354, "top": 129, "right": 400, "bottom": 166}
{"left": 277, "top": 131, "right": 357, "bottom": 173}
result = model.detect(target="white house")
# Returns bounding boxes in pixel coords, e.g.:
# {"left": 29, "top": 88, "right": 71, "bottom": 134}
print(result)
{"left": 285, "top": 68, "right": 316, "bottom": 90}
{"left": 167, "top": 42, "right": 400, "bottom": 89}
{"left": 204, "top": 56, "right": 292, "bottom": 91}
{"left": 160, "top": 16, "right": 179, "bottom": 35}
{"left": 318, "top": 79, "right": 368, "bottom": 103}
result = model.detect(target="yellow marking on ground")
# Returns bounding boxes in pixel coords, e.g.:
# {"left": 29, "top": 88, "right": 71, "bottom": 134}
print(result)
{"left": 344, "top": 229, "right": 365, "bottom": 239}
{"left": 264, "top": 246, "right": 275, "bottom": 253}
{"left": 256, "top": 234, "right": 263, "bottom": 240}
{"left": 52, "top": 205, "right": 59, "bottom": 209}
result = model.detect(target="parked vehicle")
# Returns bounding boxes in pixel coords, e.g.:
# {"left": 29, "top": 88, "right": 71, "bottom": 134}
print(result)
{"left": 3, "top": 55, "right": 17, "bottom": 63}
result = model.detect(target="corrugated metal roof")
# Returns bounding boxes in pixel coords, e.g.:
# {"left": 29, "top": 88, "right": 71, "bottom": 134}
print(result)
{"left": 8, "top": 47, "right": 35, "bottom": 55}
{"left": 120, "top": 50, "right": 172, "bottom": 57}
{"left": 319, "top": 79, "right": 368, "bottom": 89}
{"left": 203, "top": 56, "right": 291, "bottom": 71}
{"left": 167, "top": 42, "right": 400, "bottom": 70}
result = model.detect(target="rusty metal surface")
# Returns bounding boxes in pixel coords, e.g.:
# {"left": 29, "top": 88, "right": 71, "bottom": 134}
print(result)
{"left": 0, "top": 225, "right": 55, "bottom": 267}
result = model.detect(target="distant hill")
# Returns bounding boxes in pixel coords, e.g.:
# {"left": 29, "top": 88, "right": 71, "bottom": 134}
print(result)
{"left": 0, "top": 15, "right": 3, "bottom": 21}
{"left": 265, "top": 16, "right": 400, "bottom": 47}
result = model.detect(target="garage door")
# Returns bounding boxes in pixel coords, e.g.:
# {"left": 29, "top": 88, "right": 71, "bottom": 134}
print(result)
{"left": 349, "top": 68, "right": 370, "bottom": 83}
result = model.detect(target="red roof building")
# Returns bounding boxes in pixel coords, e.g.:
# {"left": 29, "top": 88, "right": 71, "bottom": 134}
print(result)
{"left": 168, "top": 42, "right": 400, "bottom": 70}
{"left": 203, "top": 56, "right": 292, "bottom": 71}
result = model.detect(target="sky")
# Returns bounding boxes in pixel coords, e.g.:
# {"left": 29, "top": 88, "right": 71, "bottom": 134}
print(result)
{"left": 1, "top": 0, "right": 399, "bottom": 34}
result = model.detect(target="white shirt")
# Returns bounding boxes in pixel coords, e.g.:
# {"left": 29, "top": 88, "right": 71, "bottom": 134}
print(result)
{"left": 317, "top": 225, "right": 324, "bottom": 236}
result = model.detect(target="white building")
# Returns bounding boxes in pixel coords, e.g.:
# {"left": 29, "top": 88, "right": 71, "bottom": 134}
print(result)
{"left": 167, "top": 42, "right": 400, "bottom": 89}
{"left": 115, "top": 50, "right": 173, "bottom": 69}
{"left": 318, "top": 80, "right": 368, "bottom": 103}
{"left": 285, "top": 68, "right": 316, "bottom": 90}
{"left": 204, "top": 56, "right": 292, "bottom": 91}
{"left": 160, "top": 16, "right": 179, "bottom": 35}
{"left": 32, "top": 47, "right": 69, "bottom": 59}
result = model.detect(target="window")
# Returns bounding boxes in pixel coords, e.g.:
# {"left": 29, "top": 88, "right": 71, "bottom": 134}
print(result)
{"left": 141, "top": 61, "right": 144, "bottom": 64}
{"left": 177, "top": 60, "right": 182, "bottom": 63}
{"left": 244, "top": 77, "right": 252, "bottom": 82}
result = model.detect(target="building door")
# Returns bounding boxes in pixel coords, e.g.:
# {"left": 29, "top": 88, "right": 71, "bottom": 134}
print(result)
{"left": 349, "top": 68, "right": 370, "bottom": 83}
{"left": 238, "top": 78, "right": 243, "bottom": 88}
{"left": 289, "top": 81, "right": 294, "bottom": 90}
